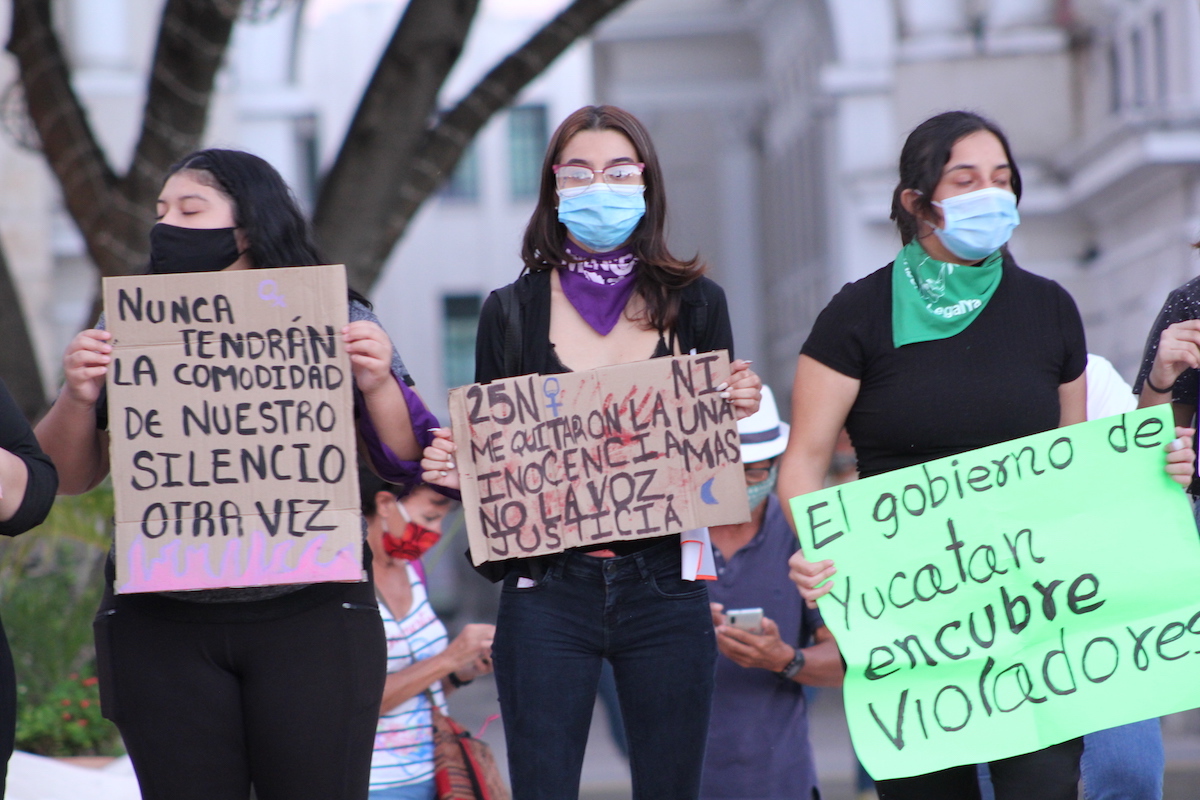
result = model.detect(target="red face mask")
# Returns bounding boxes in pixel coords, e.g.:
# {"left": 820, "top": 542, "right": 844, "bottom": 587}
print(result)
{"left": 381, "top": 502, "right": 441, "bottom": 561}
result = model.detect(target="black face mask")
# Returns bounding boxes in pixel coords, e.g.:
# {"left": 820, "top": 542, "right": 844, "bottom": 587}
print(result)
{"left": 148, "top": 223, "right": 242, "bottom": 274}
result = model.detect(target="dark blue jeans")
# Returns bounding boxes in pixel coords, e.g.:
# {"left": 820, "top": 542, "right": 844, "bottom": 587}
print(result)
{"left": 493, "top": 541, "right": 716, "bottom": 800}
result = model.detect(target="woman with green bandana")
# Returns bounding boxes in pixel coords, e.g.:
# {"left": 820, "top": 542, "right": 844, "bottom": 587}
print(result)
{"left": 777, "top": 111, "right": 1194, "bottom": 799}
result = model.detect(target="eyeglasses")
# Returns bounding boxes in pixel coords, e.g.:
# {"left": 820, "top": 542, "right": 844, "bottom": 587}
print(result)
{"left": 744, "top": 465, "right": 774, "bottom": 484}
{"left": 553, "top": 162, "right": 645, "bottom": 197}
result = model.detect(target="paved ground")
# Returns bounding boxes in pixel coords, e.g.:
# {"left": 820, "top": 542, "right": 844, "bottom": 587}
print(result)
{"left": 8, "top": 681, "right": 1200, "bottom": 798}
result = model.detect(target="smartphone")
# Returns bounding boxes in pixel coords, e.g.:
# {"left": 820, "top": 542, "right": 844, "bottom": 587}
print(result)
{"left": 724, "top": 607, "right": 764, "bottom": 634}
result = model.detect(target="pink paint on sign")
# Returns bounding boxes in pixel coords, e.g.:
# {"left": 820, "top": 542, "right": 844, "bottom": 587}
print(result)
{"left": 118, "top": 528, "right": 361, "bottom": 593}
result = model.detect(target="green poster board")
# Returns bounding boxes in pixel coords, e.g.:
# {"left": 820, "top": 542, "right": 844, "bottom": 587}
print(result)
{"left": 789, "top": 406, "right": 1200, "bottom": 780}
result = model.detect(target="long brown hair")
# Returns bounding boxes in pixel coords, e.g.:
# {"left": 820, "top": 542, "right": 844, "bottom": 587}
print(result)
{"left": 520, "top": 105, "right": 704, "bottom": 331}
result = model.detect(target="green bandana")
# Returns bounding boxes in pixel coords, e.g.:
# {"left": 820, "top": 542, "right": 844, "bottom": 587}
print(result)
{"left": 891, "top": 239, "right": 1003, "bottom": 347}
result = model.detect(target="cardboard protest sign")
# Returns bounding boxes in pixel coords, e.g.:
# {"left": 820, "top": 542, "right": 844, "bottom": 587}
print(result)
{"left": 104, "top": 265, "right": 362, "bottom": 594}
{"left": 450, "top": 352, "right": 750, "bottom": 564}
{"left": 790, "top": 405, "right": 1200, "bottom": 779}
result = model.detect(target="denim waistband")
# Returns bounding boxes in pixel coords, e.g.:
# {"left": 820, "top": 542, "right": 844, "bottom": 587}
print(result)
{"left": 550, "top": 538, "right": 680, "bottom": 583}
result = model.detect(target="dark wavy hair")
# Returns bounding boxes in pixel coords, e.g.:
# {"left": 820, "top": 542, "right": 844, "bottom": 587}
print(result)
{"left": 890, "top": 111, "right": 1022, "bottom": 245}
{"left": 520, "top": 105, "right": 703, "bottom": 332}
{"left": 165, "top": 149, "right": 370, "bottom": 306}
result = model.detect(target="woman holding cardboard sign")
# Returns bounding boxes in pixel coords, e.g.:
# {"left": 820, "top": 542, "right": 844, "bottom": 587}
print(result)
{"left": 779, "top": 112, "right": 1195, "bottom": 799}
{"left": 35, "top": 149, "right": 439, "bottom": 800}
{"left": 421, "top": 105, "right": 761, "bottom": 800}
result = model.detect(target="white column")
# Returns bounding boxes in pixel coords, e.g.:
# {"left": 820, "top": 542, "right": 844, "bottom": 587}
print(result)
{"left": 983, "top": 0, "right": 1055, "bottom": 30}
{"left": 897, "top": 0, "right": 974, "bottom": 60}
{"left": 716, "top": 113, "right": 763, "bottom": 365}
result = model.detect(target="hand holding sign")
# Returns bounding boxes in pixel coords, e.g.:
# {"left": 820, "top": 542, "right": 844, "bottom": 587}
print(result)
{"left": 1165, "top": 426, "right": 1195, "bottom": 484}
{"left": 342, "top": 320, "right": 397, "bottom": 396}
{"left": 62, "top": 329, "right": 113, "bottom": 407}
{"left": 421, "top": 428, "right": 460, "bottom": 491}
{"left": 789, "top": 550, "right": 837, "bottom": 609}
{"left": 724, "top": 359, "right": 763, "bottom": 420}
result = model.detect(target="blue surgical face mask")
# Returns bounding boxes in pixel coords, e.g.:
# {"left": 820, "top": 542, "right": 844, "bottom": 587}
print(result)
{"left": 746, "top": 463, "right": 778, "bottom": 511}
{"left": 932, "top": 187, "right": 1020, "bottom": 262}
{"left": 557, "top": 184, "right": 646, "bottom": 251}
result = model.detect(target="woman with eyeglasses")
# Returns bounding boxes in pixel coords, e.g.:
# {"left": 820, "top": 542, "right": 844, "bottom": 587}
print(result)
{"left": 779, "top": 111, "right": 1194, "bottom": 799}
{"left": 421, "top": 105, "right": 762, "bottom": 800}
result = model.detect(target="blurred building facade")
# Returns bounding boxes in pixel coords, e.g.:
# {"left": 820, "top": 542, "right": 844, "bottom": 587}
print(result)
{"left": 2, "top": 0, "right": 1200, "bottom": 412}
{"left": 593, "top": 0, "right": 1200, "bottom": 402}
{"left": 0, "top": 0, "right": 589, "bottom": 416}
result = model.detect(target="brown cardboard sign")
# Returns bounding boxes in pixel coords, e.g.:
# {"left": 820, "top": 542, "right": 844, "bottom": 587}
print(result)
{"left": 104, "top": 265, "right": 362, "bottom": 593}
{"left": 449, "top": 352, "right": 750, "bottom": 565}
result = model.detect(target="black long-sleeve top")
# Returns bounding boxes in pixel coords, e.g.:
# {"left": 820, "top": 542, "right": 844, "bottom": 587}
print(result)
{"left": 0, "top": 379, "right": 57, "bottom": 535}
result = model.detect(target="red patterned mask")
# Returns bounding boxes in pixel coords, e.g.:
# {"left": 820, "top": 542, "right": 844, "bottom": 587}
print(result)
{"left": 382, "top": 501, "right": 441, "bottom": 561}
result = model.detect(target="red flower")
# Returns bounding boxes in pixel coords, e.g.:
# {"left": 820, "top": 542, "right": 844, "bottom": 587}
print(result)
{"left": 76, "top": 719, "right": 88, "bottom": 727}
{"left": 79, "top": 700, "right": 91, "bottom": 709}
{"left": 82, "top": 677, "right": 99, "bottom": 688}
{"left": 60, "top": 699, "right": 71, "bottom": 707}
{"left": 61, "top": 712, "right": 71, "bottom": 720}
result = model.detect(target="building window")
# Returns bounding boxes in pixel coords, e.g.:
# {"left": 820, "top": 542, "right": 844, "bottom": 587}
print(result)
{"left": 1108, "top": 40, "right": 1121, "bottom": 113}
{"left": 1152, "top": 10, "right": 1168, "bottom": 105}
{"left": 509, "top": 104, "right": 548, "bottom": 199}
{"left": 1130, "top": 27, "right": 1146, "bottom": 108}
{"left": 441, "top": 142, "right": 480, "bottom": 201}
{"left": 443, "top": 294, "right": 482, "bottom": 389}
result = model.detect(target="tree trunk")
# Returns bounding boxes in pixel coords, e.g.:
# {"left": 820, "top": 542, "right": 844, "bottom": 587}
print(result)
{"left": 0, "top": 247, "right": 45, "bottom": 419}
{"left": 312, "top": 0, "right": 480, "bottom": 294}
{"left": 8, "top": 0, "right": 243, "bottom": 280}
{"left": 314, "top": 0, "right": 633, "bottom": 294}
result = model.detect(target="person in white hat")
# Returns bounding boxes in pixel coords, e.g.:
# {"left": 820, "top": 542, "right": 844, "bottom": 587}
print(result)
{"left": 702, "top": 386, "right": 844, "bottom": 800}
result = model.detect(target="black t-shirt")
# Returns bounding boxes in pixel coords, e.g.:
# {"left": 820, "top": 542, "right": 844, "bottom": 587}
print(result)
{"left": 802, "top": 256, "right": 1087, "bottom": 478}
{"left": 1134, "top": 274, "right": 1200, "bottom": 408}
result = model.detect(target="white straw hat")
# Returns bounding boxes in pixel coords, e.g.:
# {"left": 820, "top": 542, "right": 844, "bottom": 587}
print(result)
{"left": 737, "top": 385, "right": 789, "bottom": 463}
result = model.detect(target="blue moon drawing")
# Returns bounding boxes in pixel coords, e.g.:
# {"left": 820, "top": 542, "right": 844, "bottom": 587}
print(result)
{"left": 700, "top": 477, "right": 719, "bottom": 505}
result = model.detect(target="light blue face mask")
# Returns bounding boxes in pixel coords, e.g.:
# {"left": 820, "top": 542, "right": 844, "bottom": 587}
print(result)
{"left": 746, "top": 463, "right": 778, "bottom": 511}
{"left": 932, "top": 187, "right": 1020, "bottom": 262}
{"left": 557, "top": 184, "right": 646, "bottom": 252}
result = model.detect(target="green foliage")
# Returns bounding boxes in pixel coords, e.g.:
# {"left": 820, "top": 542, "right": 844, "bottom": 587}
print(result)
{"left": 1, "top": 487, "right": 123, "bottom": 756}
{"left": 15, "top": 670, "right": 118, "bottom": 756}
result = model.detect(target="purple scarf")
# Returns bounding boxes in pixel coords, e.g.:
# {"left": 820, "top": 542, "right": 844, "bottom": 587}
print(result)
{"left": 559, "top": 240, "right": 639, "bottom": 336}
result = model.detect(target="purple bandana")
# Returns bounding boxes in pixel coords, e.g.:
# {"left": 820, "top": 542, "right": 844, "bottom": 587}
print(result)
{"left": 559, "top": 240, "right": 639, "bottom": 335}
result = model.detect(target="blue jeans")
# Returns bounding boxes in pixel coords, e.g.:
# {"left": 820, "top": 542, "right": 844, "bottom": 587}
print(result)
{"left": 977, "top": 721, "right": 1161, "bottom": 800}
{"left": 1081, "top": 720, "right": 1164, "bottom": 800}
{"left": 368, "top": 780, "right": 435, "bottom": 800}
{"left": 493, "top": 541, "right": 716, "bottom": 800}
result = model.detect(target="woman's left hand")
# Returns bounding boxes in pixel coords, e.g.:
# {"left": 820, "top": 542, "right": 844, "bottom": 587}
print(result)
{"left": 723, "top": 360, "right": 762, "bottom": 420}
{"left": 1166, "top": 426, "right": 1196, "bottom": 487}
{"left": 343, "top": 321, "right": 394, "bottom": 396}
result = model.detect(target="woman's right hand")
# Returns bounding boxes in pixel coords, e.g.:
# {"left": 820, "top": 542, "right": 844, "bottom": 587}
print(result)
{"left": 62, "top": 329, "right": 112, "bottom": 407}
{"left": 444, "top": 623, "right": 496, "bottom": 682}
{"left": 788, "top": 549, "right": 836, "bottom": 609}
{"left": 1146, "top": 320, "right": 1200, "bottom": 392}
{"left": 421, "top": 428, "right": 460, "bottom": 490}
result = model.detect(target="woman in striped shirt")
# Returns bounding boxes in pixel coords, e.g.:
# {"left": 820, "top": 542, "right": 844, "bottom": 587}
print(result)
{"left": 361, "top": 473, "right": 495, "bottom": 800}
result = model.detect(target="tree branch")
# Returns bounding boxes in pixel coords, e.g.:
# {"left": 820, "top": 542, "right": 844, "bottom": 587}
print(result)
{"left": 0, "top": 245, "right": 46, "bottom": 418}
{"left": 383, "top": 0, "right": 633, "bottom": 266}
{"left": 315, "top": 0, "right": 632, "bottom": 293}
{"left": 9, "top": 0, "right": 242, "bottom": 280}
{"left": 119, "top": 0, "right": 243, "bottom": 226}
{"left": 8, "top": 0, "right": 119, "bottom": 272}
{"left": 313, "top": 0, "right": 480, "bottom": 292}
